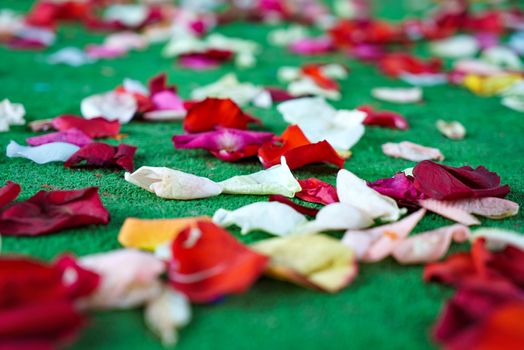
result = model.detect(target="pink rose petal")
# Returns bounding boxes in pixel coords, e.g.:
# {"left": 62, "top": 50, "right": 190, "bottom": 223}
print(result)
{"left": 289, "top": 37, "right": 334, "bottom": 55}
{"left": 85, "top": 45, "right": 127, "bottom": 59}
{"left": 419, "top": 199, "right": 481, "bottom": 226}
{"left": 26, "top": 128, "right": 93, "bottom": 147}
{"left": 382, "top": 141, "right": 444, "bottom": 162}
{"left": 342, "top": 209, "right": 426, "bottom": 262}
{"left": 392, "top": 224, "right": 470, "bottom": 264}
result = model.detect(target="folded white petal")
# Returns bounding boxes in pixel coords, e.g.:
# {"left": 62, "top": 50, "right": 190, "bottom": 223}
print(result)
{"left": 145, "top": 287, "right": 191, "bottom": 347}
{"left": 337, "top": 169, "right": 402, "bottom": 222}
{"left": 81, "top": 91, "right": 137, "bottom": 124}
{"left": 295, "top": 203, "right": 374, "bottom": 234}
{"left": 382, "top": 141, "right": 445, "bottom": 162}
{"left": 277, "top": 97, "right": 365, "bottom": 151}
{"left": 219, "top": 158, "right": 301, "bottom": 197}
{"left": 213, "top": 202, "right": 308, "bottom": 236}
{"left": 288, "top": 77, "right": 340, "bottom": 100}
{"left": 0, "top": 99, "right": 25, "bottom": 132}
{"left": 6, "top": 141, "right": 79, "bottom": 164}
{"left": 125, "top": 166, "right": 223, "bottom": 200}
{"left": 79, "top": 249, "right": 165, "bottom": 309}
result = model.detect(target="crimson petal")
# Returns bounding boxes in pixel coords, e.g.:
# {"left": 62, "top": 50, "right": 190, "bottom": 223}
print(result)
{"left": 358, "top": 105, "right": 409, "bottom": 130}
{"left": 52, "top": 115, "right": 120, "bottom": 138}
{"left": 0, "top": 181, "right": 21, "bottom": 209}
{"left": 65, "top": 142, "right": 136, "bottom": 172}
{"left": 296, "top": 178, "right": 339, "bottom": 205}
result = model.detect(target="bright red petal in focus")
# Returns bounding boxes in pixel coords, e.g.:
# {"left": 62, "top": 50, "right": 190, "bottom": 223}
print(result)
{"left": 258, "top": 125, "right": 344, "bottom": 170}
{"left": 183, "top": 98, "right": 259, "bottom": 133}
{"left": 52, "top": 115, "right": 120, "bottom": 138}
{"left": 64, "top": 143, "right": 136, "bottom": 172}
{"left": 169, "top": 221, "right": 268, "bottom": 303}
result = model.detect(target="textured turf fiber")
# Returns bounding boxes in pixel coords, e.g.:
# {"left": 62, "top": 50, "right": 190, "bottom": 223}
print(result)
{"left": 1, "top": 1, "right": 523, "bottom": 349}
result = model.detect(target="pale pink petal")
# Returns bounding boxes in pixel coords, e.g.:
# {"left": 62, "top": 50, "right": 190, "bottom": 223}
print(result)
{"left": 85, "top": 45, "right": 127, "bottom": 59}
{"left": 79, "top": 249, "right": 166, "bottom": 309}
{"left": 451, "top": 197, "right": 519, "bottom": 219}
{"left": 419, "top": 199, "right": 481, "bottom": 226}
{"left": 382, "top": 141, "right": 444, "bottom": 162}
{"left": 342, "top": 209, "right": 426, "bottom": 262}
{"left": 392, "top": 224, "right": 470, "bottom": 264}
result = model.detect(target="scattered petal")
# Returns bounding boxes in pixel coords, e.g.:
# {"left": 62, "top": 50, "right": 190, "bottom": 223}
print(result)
{"left": 27, "top": 128, "right": 93, "bottom": 147}
{"left": 368, "top": 173, "right": 424, "bottom": 208}
{"left": 296, "top": 178, "right": 338, "bottom": 205}
{"left": 436, "top": 120, "right": 466, "bottom": 140}
{"left": 358, "top": 105, "right": 409, "bottom": 130}
{"left": 0, "top": 181, "right": 21, "bottom": 209}
{"left": 118, "top": 216, "right": 212, "bottom": 251}
{"left": 65, "top": 142, "right": 137, "bottom": 172}
{"left": 268, "top": 195, "right": 319, "bottom": 217}
{"left": 6, "top": 141, "right": 80, "bottom": 164}
{"left": 419, "top": 199, "right": 481, "bottom": 226}
{"left": 125, "top": 166, "right": 223, "bottom": 200}
{"left": 190, "top": 74, "right": 265, "bottom": 107}
{"left": 252, "top": 234, "right": 357, "bottom": 293}
{"left": 392, "top": 224, "right": 470, "bottom": 264}
{"left": 343, "top": 209, "right": 426, "bottom": 262}
{"left": 371, "top": 87, "right": 423, "bottom": 104}
{"left": 79, "top": 249, "right": 165, "bottom": 309}
{"left": 382, "top": 141, "right": 444, "bottom": 162}
{"left": 297, "top": 202, "right": 374, "bottom": 234}
{"left": 213, "top": 202, "right": 307, "bottom": 236}
{"left": 81, "top": 91, "right": 137, "bottom": 124}
{"left": 0, "top": 99, "right": 25, "bottom": 132}
{"left": 169, "top": 221, "right": 268, "bottom": 303}
{"left": 472, "top": 228, "right": 524, "bottom": 251}
{"left": 52, "top": 115, "right": 121, "bottom": 138}
{"left": 430, "top": 35, "right": 479, "bottom": 59}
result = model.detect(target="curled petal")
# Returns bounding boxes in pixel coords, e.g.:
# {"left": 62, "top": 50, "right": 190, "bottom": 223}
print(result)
{"left": 125, "top": 166, "right": 223, "bottom": 200}
{"left": 343, "top": 209, "right": 426, "bottom": 262}
{"left": 0, "top": 181, "right": 21, "bottom": 209}
{"left": 252, "top": 234, "right": 357, "bottom": 293}
{"left": 213, "top": 202, "right": 308, "bottom": 236}
{"left": 118, "top": 217, "right": 211, "bottom": 251}
{"left": 296, "top": 178, "right": 338, "bottom": 205}
{"left": 297, "top": 203, "right": 374, "bottom": 235}
{"left": 65, "top": 143, "right": 136, "bottom": 172}
{"left": 392, "top": 224, "right": 470, "bottom": 264}
{"left": 169, "top": 221, "right": 268, "bottom": 303}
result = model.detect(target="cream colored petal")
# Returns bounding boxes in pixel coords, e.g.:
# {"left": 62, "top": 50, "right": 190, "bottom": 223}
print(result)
{"left": 251, "top": 234, "right": 357, "bottom": 292}
{"left": 471, "top": 227, "right": 524, "bottom": 251}
{"left": 213, "top": 202, "right": 308, "bottom": 236}
{"left": 219, "top": 158, "right": 301, "bottom": 197}
{"left": 337, "top": 169, "right": 402, "bottom": 222}
{"left": 190, "top": 74, "right": 264, "bottom": 106}
{"left": 430, "top": 34, "right": 479, "bottom": 59}
{"left": 371, "top": 87, "right": 422, "bottom": 104}
{"left": 145, "top": 287, "right": 191, "bottom": 347}
{"left": 81, "top": 91, "right": 137, "bottom": 124}
{"left": 125, "top": 166, "right": 223, "bottom": 200}
{"left": 288, "top": 77, "right": 341, "bottom": 100}
{"left": 0, "top": 99, "right": 25, "bottom": 132}
{"left": 382, "top": 141, "right": 445, "bottom": 162}
{"left": 392, "top": 224, "right": 470, "bottom": 264}
{"left": 436, "top": 120, "right": 466, "bottom": 140}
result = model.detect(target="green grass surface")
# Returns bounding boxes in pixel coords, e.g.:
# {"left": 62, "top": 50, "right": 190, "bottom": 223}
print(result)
{"left": 1, "top": 1, "right": 523, "bottom": 349}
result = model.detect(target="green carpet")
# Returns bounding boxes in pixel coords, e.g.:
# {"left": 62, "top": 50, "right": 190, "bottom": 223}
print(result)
{"left": 1, "top": 1, "right": 523, "bottom": 349}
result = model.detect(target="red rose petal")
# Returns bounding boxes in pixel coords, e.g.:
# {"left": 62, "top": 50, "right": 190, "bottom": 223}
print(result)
{"left": 52, "top": 115, "right": 120, "bottom": 138}
{"left": 0, "top": 181, "right": 21, "bottom": 209}
{"left": 378, "top": 53, "right": 442, "bottom": 78}
{"left": 358, "top": 105, "right": 409, "bottom": 130}
{"left": 413, "top": 161, "right": 510, "bottom": 201}
{"left": 169, "top": 221, "right": 268, "bottom": 303}
{"left": 0, "top": 187, "right": 110, "bottom": 236}
{"left": 301, "top": 64, "right": 340, "bottom": 91}
{"left": 183, "top": 98, "right": 259, "bottom": 133}
{"left": 65, "top": 142, "right": 136, "bottom": 172}
{"left": 296, "top": 178, "right": 339, "bottom": 205}
{"left": 258, "top": 125, "right": 344, "bottom": 170}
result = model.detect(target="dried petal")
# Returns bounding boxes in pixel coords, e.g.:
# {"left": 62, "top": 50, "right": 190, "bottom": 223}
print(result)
{"left": 252, "top": 234, "right": 357, "bottom": 293}
{"left": 213, "top": 202, "right": 308, "bottom": 236}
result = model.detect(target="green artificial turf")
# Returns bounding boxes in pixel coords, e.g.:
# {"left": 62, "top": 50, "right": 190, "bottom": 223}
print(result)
{"left": 1, "top": 1, "right": 523, "bottom": 349}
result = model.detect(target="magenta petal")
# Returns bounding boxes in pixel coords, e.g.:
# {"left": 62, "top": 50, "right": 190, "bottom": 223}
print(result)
{"left": 178, "top": 55, "right": 220, "bottom": 70}
{"left": 26, "top": 129, "right": 93, "bottom": 147}
{"left": 289, "top": 37, "right": 334, "bottom": 55}
{"left": 173, "top": 128, "right": 274, "bottom": 153}
{"left": 85, "top": 45, "right": 126, "bottom": 59}
{"left": 368, "top": 173, "right": 424, "bottom": 208}
{"left": 151, "top": 91, "right": 185, "bottom": 111}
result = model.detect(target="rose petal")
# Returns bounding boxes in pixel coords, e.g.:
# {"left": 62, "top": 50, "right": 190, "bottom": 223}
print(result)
{"left": 371, "top": 87, "right": 423, "bottom": 104}
{"left": 436, "top": 120, "right": 466, "bottom": 140}
{"left": 337, "top": 169, "right": 402, "bottom": 222}
{"left": 65, "top": 142, "right": 136, "bottom": 172}
{"left": 0, "top": 181, "right": 21, "bottom": 209}
{"left": 296, "top": 178, "right": 338, "bottom": 205}
{"left": 125, "top": 166, "right": 223, "bottom": 200}
{"left": 268, "top": 195, "right": 319, "bottom": 217}
{"left": 118, "top": 217, "right": 212, "bottom": 251}
{"left": 471, "top": 228, "right": 524, "bottom": 251}
{"left": 218, "top": 157, "right": 301, "bottom": 197}
{"left": 367, "top": 173, "right": 424, "bottom": 208}
{"left": 0, "top": 187, "right": 109, "bottom": 236}
{"left": 430, "top": 35, "right": 480, "bottom": 59}
{"left": 382, "top": 141, "right": 445, "bottom": 162}
{"left": 251, "top": 234, "right": 357, "bottom": 293}
{"left": 27, "top": 129, "right": 93, "bottom": 147}
{"left": 419, "top": 199, "right": 481, "bottom": 226}
{"left": 81, "top": 91, "right": 137, "bottom": 124}
{"left": 52, "top": 115, "right": 121, "bottom": 138}
{"left": 169, "top": 221, "right": 268, "bottom": 303}
{"left": 190, "top": 74, "right": 265, "bottom": 107}
{"left": 6, "top": 141, "right": 80, "bottom": 164}
{"left": 144, "top": 287, "right": 191, "bottom": 347}
{"left": 296, "top": 203, "right": 374, "bottom": 235}
{"left": 392, "top": 224, "right": 470, "bottom": 264}
{"left": 213, "top": 201, "right": 308, "bottom": 236}
{"left": 0, "top": 99, "right": 25, "bottom": 132}
{"left": 79, "top": 249, "right": 165, "bottom": 309}
{"left": 359, "top": 105, "right": 409, "bottom": 130}
{"left": 343, "top": 209, "right": 426, "bottom": 262}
